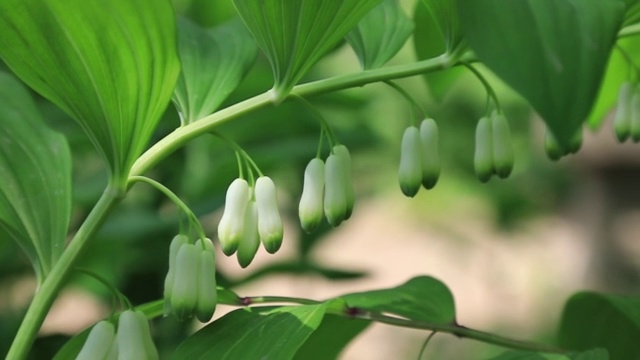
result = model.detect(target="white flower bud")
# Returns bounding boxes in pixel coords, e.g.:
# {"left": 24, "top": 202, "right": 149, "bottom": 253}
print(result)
{"left": 134, "top": 311, "right": 159, "bottom": 360}
{"left": 333, "top": 145, "right": 355, "bottom": 219}
{"left": 630, "top": 85, "right": 640, "bottom": 143}
{"left": 490, "top": 111, "right": 514, "bottom": 179}
{"left": 614, "top": 81, "right": 632, "bottom": 143}
{"left": 117, "top": 310, "right": 158, "bottom": 360}
{"left": 419, "top": 119, "right": 440, "bottom": 189}
{"left": 474, "top": 116, "right": 493, "bottom": 182}
{"left": 170, "top": 243, "right": 199, "bottom": 321}
{"left": 398, "top": 126, "right": 422, "bottom": 197}
{"left": 237, "top": 201, "right": 260, "bottom": 267}
{"left": 255, "top": 176, "right": 283, "bottom": 254}
{"left": 163, "top": 234, "right": 188, "bottom": 316}
{"left": 299, "top": 158, "right": 325, "bottom": 233}
{"left": 76, "top": 321, "right": 116, "bottom": 360}
{"left": 324, "top": 154, "right": 348, "bottom": 226}
{"left": 217, "top": 178, "right": 250, "bottom": 256}
{"left": 195, "top": 238, "right": 217, "bottom": 322}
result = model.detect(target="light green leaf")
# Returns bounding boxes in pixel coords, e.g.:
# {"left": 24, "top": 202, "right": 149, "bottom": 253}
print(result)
{"left": 339, "top": 276, "right": 456, "bottom": 324}
{"left": 294, "top": 314, "right": 370, "bottom": 360}
{"left": 173, "top": 304, "right": 329, "bottom": 359}
{"left": 0, "top": 73, "right": 71, "bottom": 282}
{"left": 558, "top": 292, "right": 640, "bottom": 359}
{"left": 420, "top": 0, "right": 464, "bottom": 53}
{"left": 173, "top": 17, "right": 258, "bottom": 125}
{"left": 233, "top": 0, "right": 383, "bottom": 102}
{"left": 488, "top": 349, "right": 609, "bottom": 360}
{"left": 457, "top": 0, "right": 625, "bottom": 146}
{"left": 0, "top": 0, "right": 180, "bottom": 185}
{"left": 345, "top": 0, "right": 414, "bottom": 70}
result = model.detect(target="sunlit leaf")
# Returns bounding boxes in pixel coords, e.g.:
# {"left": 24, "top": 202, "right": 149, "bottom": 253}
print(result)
{"left": 488, "top": 349, "right": 609, "bottom": 360}
{"left": 420, "top": 0, "right": 463, "bottom": 53}
{"left": 233, "top": 0, "right": 383, "bottom": 102}
{"left": 457, "top": 0, "right": 625, "bottom": 146}
{"left": 294, "top": 314, "right": 370, "bottom": 360}
{"left": 0, "top": 73, "right": 71, "bottom": 282}
{"left": 345, "top": 0, "right": 414, "bottom": 70}
{"left": 558, "top": 292, "right": 640, "bottom": 359}
{"left": 173, "top": 17, "right": 258, "bottom": 125}
{"left": 0, "top": 0, "right": 180, "bottom": 185}
{"left": 339, "top": 276, "right": 456, "bottom": 324}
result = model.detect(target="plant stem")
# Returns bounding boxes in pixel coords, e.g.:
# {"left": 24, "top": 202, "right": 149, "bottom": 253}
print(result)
{"left": 239, "top": 296, "right": 322, "bottom": 306}
{"left": 7, "top": 188, "right": 122, "bottom": 360}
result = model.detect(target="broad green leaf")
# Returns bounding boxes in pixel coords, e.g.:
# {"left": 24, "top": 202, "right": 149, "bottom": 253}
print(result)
{"left": 339, "top": 276, "right": 456, "bottom": 324}
{"left": 173, "top": 17, "right": 258, "bottom": 125}
{"left": 488, "top": 349, "right": 608, "bottom": 360}
{"left": 0, "top": 73, "right": 71, "bottom": 282}
{"left": 558, "top": 292, "right": 640, "bottom": 359}
{"left": 174, "top": 304, "right": 329, "bottom": 359}
{"left": 233, "top": 0, "right": 383, "bottom": 102}
{"left": 0, "top": 0, "right": 180, "bottom": 184}
{"left": 421, "top": 0, "right": 464, "bottom": 53}
{"left": 457, "top": 0, "right": 625, "bottom": 146}
{"left": 624, "top": 2, "right": 640, "bottom": 26}
{"left": 345, "top": 0, "right": 414, "bottom": 70}
{"left": 294, "top": 314, "right": 370, "bottom": 360}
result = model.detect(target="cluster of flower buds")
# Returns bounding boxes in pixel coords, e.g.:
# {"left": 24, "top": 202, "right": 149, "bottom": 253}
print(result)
{"left": 299, "top": 144, "right": 355, "bottom": 232}
{"left": 544, "top": 127, "right": 582, "bottom": 161}
{"left": 398, "top": 118, "right": 441, "bottom": 197}
{"left": 75, "top": 311, "right": 158, "bottom": 360}
{"left": 474, "top": 111, "right": 514, "bottom": 182}
{"left": 218, "top": 176, "right": 283, "bottom": 267}
{"left": 163, "top": 235, "right": 217, "bottom": 322}
{"left": 613, "top": 81, "right": 640, "bottom": 143}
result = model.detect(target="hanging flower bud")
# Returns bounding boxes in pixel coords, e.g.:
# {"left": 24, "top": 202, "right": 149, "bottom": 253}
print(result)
{"left": 237, "top": 201, "right": 260, "bottom": 268}
{"left": 544, "top": 129, "right": 564, "bottom": 161}
{"left": 474, "top": 117, "right": 493, "bottom": 182}
{"left": 568, "top": 128, "right": 583, "bottom": 154}
{"left": 170, "top": 243, "right": 199, "bottom": 321}
{"left": 630, "top": 85, "right": 640, "bottom": 143}
{"left": 333, "top": 145, "right": 355, "bottom": 219}
{"left": 299, "top": 158, "right": 325, "bottom": 233}
{"left": 76, "top": 321, "right": 116, "bottom": 360}
{"left": 324, "top": 153, "right": 348, "bottom": 226}
{"left": 117, "top": 310, "right": 158, "bottom": 360}
{"left": 419, "top": 119, "right": 440, "bottom": 189}
{"left": 614, "top": 81, "right": 632, "bottom": 143}
{"left": 491, "top": 111, "right": 514, "bottom": 179}
{"left": 163, "top": 234, "right": 188, "bottom": 316}
{"left": 134, "top": 311, "right": 159, "bottom": 360}
{"left": 195, "top": 238, "right": 217, "bottom": 322}
{"left": 398, "top": 126, "right": 422, "bottom": 197}
{"left": 255, "top": 176, "right": 283, "bottom": 254}
{"left": 218, "top": 178, "right": 250, "bottom": 256}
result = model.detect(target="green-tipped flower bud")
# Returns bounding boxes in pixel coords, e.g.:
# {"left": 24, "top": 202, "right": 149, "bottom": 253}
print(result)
{"left": 76, "top": 321, "right": 116, "bottom": 360}
{"left": 218, "top": 178, "right": 250, "bottom": 256}
{"left": 117, "top": 310, "right": 158, "bottom": 360}
{"left": 544, "top": 129, "right": 564, "bottom": 161}
{"left": 491, "top": 111, "right": 514, "bottom": 179}
{"left": 299, "top": 158, "right": 325, "bottom": 233}
{"left": 333, "top": 145, "right": 355, "bottom": 219}
{"left": 630, "top": 85, "right": 640, "bottom": 143}
{"left": 163, "top": 234, "right": 189, "bottom": 316}
{"left": 614, "top": 82, "right": 633, "bottom": 143}
{"left": 195, "top": 238, "right": 217, "bottom": 322}
{"left": 134, "top": 311, "right": 159, "bottom": 360}
{"left": 255, "top": 176, "right": 283, "bottom": 254}
{"left": 170, "top": 243, "right": 199, "bottom": 321}
{"left": 419, "top": 119, "right": 440, "bottom": 189}
{"left": 474, "top": 117, "right": 493, "bottom": 182}
{"left": 568, "top": 128, "right": 583, "bottom": 154}
{"left": 237, "top": 201, "right": 260, "bottom": 268}
{"left": 324, "top": 154, "right": 348, "bottom": 226}
{"left": 398, "top": 126, "right": 422, "bottom": 197}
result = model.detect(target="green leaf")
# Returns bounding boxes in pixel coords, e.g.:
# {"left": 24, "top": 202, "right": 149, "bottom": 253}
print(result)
{"left": 339, "top": 276, "right": 456, "bottom": 324}
{"left": 173, "top": 304, "right": 329, "bottom": 359}
{"left": 233, "top": 0, "right": 383, "bottom": 102}
{"left": 488, "top": 349, "right": 609, "bottom": 360}
{"left": 558, "top": 292, "right": 640, "bottom": 359}
{"left": 173, "top": 17, "right": 258, "bottom": 125}
{"left": 294, "top": 314, "right": 370, "bottom": 360}
{"left": 0, "top": 73, "right": 72, "bottom": 282}
{"left": 345, "top": 0, "right": 414, "bottom": 70}
{"left": 420, "top": 0, "right": 464, "bottom": 53}
{"left": 0, "top": 0, "right": 180, "bottom": 185}
{"left": 457, "top": 0, "right": 625, "bottom": 146}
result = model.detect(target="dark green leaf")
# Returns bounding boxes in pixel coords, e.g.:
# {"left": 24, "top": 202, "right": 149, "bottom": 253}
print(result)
{"left": 558, "top": 292, "right": 640, "bottom": 359}
{"left": 339, "top": 276, "right": 456, "bottom": 324}
{"left": 0, "top": 0, "right": 180, "bottom": 184}
{"left": 0, "top": 73, "right": 71, "bottom": 282}
{"left": 233, "top": 0, "right": 383, "bottom": 102}
{"left": 420, "top": 0, "right": 464, "bottom": 53}
{"left": 173, "top": 17, "right": 258, "bottom": 125}
{"left": 173, "top": 304, "right": 328, "bottom": 359}
{"left": 346, "top": 0, "right": 414, "bottom": 70}
{"left": 294, "top": 314, "right": 370, "bottom": 360}
{"left": 457, "top": 0, "right": 625, "bottom": 146}
{"left": 488, "top": 349, "right": 608, "bottom": 360}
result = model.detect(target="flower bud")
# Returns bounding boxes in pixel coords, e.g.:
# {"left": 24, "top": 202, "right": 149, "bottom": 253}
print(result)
{"left": 134, "top": 311, "right": 159, "bottom": 360}
{"left": 324, "top": 154, "right": 348, "bottom": 226}
{"left": 299, "top": 158, "right": 325, "bottom": 233}
{"left": 630, "top": 85, "right": 640, "bottom": 143}
{"left": 195, "top": 238, "right": 217, "bottom": 322}
{"left": 76, "top": 321, "right": 116, "bottom": 360}
{"left": 237, "top": 201, "right": 260, "bottom": 268}
{"left": 544, "top": 129, "right": 564, "bottom": 161}
{"left": 333, "top": 145, "right": 355, "bottom": 219}
{"left": 163, "top": 234, "right": 188, "bottom": 316}
{"left": 255, "top": 176, "right": 283, "bottom": 254}
{"left": 170, "top": 243, "right": 199, "bottom": 321}
{"left": 568, "top": 128, "right": 583, "bottom": 154}
{"left": 419, "top": 119, "right": 440, "bottom": 189}
{"left": 614, "top": 81, "right": 632, "bottom": 143}
{"left": 218, "top": 178, "right": 250, "bottom": 256}
{"left": 474, "top": 116, "right": 493, "bottom": 182}
{"left": 117, "top": 310, "right": 158, "bottom": 360}
{"left": 491, "top": 111, "right": 514, "bottom": 179}
{"left": 398, "top": 126, "right": 422, "bottom": 197}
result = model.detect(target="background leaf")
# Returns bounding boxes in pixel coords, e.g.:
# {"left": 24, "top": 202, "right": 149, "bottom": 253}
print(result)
{"left": 420, "top": 0, "right": 463, "bottom": 53}
{"left": 0, "top": 73, "right": 71, "bottom": 282}
{"left": 558, "top": 292, "right": 640, "bottom": 359}
{"left": 488, "top": 349, "right": 609, "bottom": 360}
{"left": 457, "top": 0, "right": 625, "bottom": 146}
{"left": 173, "top": 17, "right": 258, "bottom": 125}
{"left": 0, "top": 0, "right": 180, "bottom": 184}
{"left": 233, "top": 0, "right": 383, "bottom": 101}
{"left": 294, "top": 314, "right": 370, "bottom": 360}
{"left": 345, "top": 0, "right": 414, "bottom": 70}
